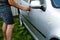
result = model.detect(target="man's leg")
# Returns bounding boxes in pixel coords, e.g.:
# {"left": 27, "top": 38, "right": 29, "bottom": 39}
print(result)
{"left": 0, "top": 6, "right": 14, "bottom": 40}
{"left": 2, "top": 23, "right": 7, "bottom": 40}
{"left": 6, "top": 24, "right": 14, "bottom": 40}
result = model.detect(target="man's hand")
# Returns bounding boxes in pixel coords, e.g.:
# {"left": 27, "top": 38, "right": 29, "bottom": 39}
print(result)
{"left": 22, "top": 6, "right": 31, "bottom": 11}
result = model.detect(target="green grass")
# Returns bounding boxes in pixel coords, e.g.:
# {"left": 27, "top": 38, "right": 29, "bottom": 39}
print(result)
{"left": 0, "top": 18, "right": 34, "bottom": 40}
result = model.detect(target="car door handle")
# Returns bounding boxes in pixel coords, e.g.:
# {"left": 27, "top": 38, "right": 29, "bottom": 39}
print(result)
{"left": 31, "top": 6, "right": 46, "bottom": 11}
{"left": 31, "top": 6, "right": 41, "bottom": 9}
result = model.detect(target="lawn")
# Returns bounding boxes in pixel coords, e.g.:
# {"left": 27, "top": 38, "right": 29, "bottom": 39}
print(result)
{"left": 0, "top": 17, "right": 34, "bottom": 40}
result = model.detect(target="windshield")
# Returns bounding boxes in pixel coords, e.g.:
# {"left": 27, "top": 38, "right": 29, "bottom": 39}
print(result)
{"left": 51, "top": 0, "right": 60, "bottom": 8}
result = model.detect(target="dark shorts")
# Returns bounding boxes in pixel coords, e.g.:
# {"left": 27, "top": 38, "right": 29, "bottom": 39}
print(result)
{"left": 0, "top": 5, "right": 14, "bottom": 24}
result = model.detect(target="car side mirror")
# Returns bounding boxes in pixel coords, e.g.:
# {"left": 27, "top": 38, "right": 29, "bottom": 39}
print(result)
{"left": 40, "top": 6, "right": 46, "bottom": 11}
{"left": 30, "top": 1, "right": 46, "bottom": 11}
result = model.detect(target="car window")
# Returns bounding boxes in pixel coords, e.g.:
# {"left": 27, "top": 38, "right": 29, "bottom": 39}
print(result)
{"left": 51, "top": 0, "right": 60, "bottom": 8}
{"left": 23, "top": 0, "right": 28, "bottom": 2}
{"left": 29, "top": 0, "right": 45, "bottom": 4}
{"left": 30, "top": 0, "right": 41, "bottom": 4}
{"left": 39, "top": 0, "right": 45, "bottom": 4}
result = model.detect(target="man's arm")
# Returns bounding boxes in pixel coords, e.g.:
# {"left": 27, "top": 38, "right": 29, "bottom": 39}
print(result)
{"left": 8, "top": 0, "right": 30, "bottom": 11}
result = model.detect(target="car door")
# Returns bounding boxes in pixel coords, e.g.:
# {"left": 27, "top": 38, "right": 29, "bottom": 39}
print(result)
{"left": 20, "top": 0, "right": 48, "bottom": 40}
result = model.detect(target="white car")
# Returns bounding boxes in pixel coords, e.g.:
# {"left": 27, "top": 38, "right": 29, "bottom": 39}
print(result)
{"left": 18, "top": 0, "right": 60, "bottom": 40}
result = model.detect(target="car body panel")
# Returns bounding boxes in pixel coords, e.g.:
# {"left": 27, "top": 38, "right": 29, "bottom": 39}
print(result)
{"left": 19, "top": 0, "right": 60, "bottom": 40}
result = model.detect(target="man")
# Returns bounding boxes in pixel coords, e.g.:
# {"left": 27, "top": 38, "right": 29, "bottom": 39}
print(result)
{"left": 0, "top": 0, "right": 30, "bottom": 40}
